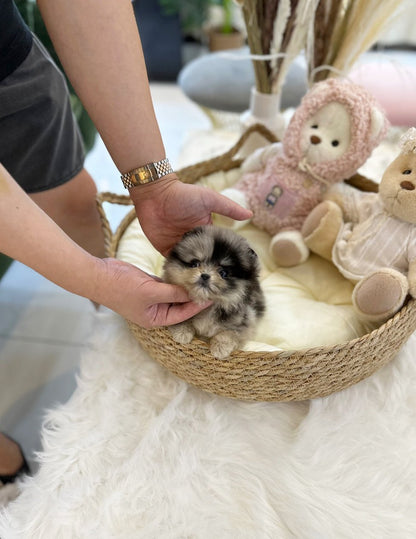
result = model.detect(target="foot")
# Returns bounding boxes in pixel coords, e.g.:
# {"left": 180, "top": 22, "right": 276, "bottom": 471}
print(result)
{"left": 168, "top": 322, "right": 195, "bottom": 345}
{"left": 0, "top": 433, "right": 25, "bottom": 479}
{"left": 352, "top": 269, "right": 409, "bottom": 323}
{"left": 269, "top": 231, "right": 309, "bottom": 267}
{"left": 210, "top": 331, "right": 240, "bottom": 359}
{"left": 0, "top": 433, "right": 30, "bottom": 503}
{"left": 302, "top": 200, "right": 342, "bottom": 261}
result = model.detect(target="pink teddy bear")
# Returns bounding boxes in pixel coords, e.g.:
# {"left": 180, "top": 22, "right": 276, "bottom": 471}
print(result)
{"left": 220, "top": 79, "right": 388, "bottom": 267}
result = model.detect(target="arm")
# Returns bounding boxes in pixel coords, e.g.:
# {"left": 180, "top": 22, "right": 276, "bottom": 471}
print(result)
{"left": 0, "top": 164, "right": 210, "bottom": 328}
{"left": 37, "top": 0, "right": 251, "bottom": 254}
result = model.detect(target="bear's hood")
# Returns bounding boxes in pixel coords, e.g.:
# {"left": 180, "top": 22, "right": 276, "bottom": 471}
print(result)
{"left": 283, "top": 78, "right": 388, "bottom": 183}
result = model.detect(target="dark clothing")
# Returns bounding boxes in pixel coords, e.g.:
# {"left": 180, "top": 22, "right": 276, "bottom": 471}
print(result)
{"left": 0, "top": 3, "right": 85, "bottom": 193}
{"left": 0, "top": 0, "right": 33, "bottom": 81}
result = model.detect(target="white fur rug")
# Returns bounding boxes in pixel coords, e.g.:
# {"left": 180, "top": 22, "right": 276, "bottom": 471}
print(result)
{"left": 1, "top": 309, "right": 416, "bottom": 538}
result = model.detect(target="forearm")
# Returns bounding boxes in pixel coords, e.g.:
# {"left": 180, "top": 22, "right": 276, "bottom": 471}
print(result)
{"left": 0, "top": 164, "right": 102, "bottom": 300}
{"left": 37, "top": 0, "right": 165, "bottom": 172}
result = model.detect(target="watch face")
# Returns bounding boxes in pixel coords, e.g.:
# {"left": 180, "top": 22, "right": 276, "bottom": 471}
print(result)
{"left": 135, "top": 168, "right": 152, "bottom": 183}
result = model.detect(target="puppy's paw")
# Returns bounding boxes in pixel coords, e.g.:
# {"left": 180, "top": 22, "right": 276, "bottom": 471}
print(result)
{"left": 210, "top": 331, "right": 240, "bottom": 359}
{"left": 168, "top": 323, "right": 195, "bottom": 345}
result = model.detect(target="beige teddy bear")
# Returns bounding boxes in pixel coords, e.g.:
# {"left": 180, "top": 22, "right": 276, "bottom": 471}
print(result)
{"left": 302, "top": 128, "right": 416, "bottom": 323}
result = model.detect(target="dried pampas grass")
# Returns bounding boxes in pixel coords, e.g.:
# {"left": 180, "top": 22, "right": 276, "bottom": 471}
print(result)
{"left": 238, "top": 0, "right": 406, "bottom": 95}
{"left": 310, "top": 0, "right": 407, "bottom": 81}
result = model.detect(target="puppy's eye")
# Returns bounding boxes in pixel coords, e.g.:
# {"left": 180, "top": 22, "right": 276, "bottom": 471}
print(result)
{"left": 190, "top": 259, "right": 200, "bottom": 268}
{"left": 311, "top": 124, "right": 318, "bottom": 129}
{"left": 218, "top": 268, "right": 228, "bottom": 279}
{"left": 331, "top": 140, "right": 339, "bottom": 147}
{"left": 403, "top": 169, "right": 412, "bottom": 175}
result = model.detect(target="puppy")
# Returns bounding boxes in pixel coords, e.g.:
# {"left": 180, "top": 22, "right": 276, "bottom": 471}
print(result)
{"left": 163, "top": 226, "right": 265, "bottom": 359}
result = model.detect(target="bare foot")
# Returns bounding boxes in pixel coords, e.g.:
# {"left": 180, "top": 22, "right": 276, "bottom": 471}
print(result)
{"left": 0, "top": 433, "right": 24, "bottom": 477}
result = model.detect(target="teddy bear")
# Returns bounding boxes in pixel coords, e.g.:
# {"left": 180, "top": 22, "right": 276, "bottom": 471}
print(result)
{"left": 301, "top": 127, "right": 416, "bottom": 324}
{"left": 219, "top": 78, "right": 388, "bottom": 267}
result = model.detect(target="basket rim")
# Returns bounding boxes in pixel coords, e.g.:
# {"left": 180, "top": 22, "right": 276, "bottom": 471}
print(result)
{"left": 97, "top": 178, "right": 416, "bottom": 361}
{"left": 126, "top": 296, "right": 416, "bottom": 360}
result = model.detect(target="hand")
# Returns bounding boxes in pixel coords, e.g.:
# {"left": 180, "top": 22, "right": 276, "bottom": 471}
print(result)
{"left": 130, "top": 175, "right": 252, "bottom": 256}
{"left": 93, "top": 258, "right": 211, "bottom": 328}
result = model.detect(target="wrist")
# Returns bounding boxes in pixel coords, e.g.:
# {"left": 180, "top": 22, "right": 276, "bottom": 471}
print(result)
{"left": 128, "top": 172, "right": 179, "bottom": 205}
{"left": 121, "top": 158, "right": 174, "bottom": 190}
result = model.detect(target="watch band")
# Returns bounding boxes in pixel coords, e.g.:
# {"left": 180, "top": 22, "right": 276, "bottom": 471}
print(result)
{"left": 121, "top": 158, "right": 174, "bottom": 189}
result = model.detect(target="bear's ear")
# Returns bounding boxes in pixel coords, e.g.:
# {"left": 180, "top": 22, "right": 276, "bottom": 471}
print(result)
{"left": 370, "top": 107, "right": 385, "bottom": 141}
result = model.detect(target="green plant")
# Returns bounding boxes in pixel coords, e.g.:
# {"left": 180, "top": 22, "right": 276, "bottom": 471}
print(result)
{"left": 213, "top": 0, "right": 233, "bottom": 34}
{"left": 158, "top": 0, "right": 213, "bottom": 37}
{"left": 158, "top": 0, "right": 235, "bottom": 37}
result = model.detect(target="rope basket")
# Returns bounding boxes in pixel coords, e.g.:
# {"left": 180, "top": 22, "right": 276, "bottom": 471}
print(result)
{"left": 96, "top": 124, "right": 416, "bottom": 402}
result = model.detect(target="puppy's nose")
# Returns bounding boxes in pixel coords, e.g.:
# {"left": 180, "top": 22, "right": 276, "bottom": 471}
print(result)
{"left": 310, "top": 135, "right": 321, "bottom": 145}
{"left": 200, "top": 273, "right": 210, "bottom": 281}
{"left": 400, "top": 180, "right": 415, "bottom": 191}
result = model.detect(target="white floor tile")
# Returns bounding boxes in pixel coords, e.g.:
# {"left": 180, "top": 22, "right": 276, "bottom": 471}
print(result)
{"left": 0, "top": 337, "right": 82, "bottom": 467}
{"left": 0, "top": 262, "right": 95, "bottom": 344}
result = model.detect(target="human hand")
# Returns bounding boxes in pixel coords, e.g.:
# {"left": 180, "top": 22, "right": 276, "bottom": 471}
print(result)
{"left": 92, "top": 257, "right": 211, "bottom": 328}
{"left": 130, "top": 175, "right": 252, "bottom": 256}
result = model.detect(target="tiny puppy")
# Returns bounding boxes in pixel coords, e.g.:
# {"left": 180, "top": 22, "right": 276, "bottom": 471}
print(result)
{"left": 163, "top": 225, "right": 265, "bottom": 359}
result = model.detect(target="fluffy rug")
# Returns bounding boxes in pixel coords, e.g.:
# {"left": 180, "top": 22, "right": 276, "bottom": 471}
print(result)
{"left": 1, "top": 309, "right": 416, "bottom": 538}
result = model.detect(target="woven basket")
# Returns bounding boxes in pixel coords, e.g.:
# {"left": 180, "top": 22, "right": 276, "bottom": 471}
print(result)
{"left": 96, "top": 124, "right": 416, "bottom": 402}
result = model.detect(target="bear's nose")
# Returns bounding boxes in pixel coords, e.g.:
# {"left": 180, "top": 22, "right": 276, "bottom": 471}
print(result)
{"left": 400, "top": 180, "right": 415, "bottom": 191}
{"left": 310, "top": 135, "right": 321, "bottom": 145}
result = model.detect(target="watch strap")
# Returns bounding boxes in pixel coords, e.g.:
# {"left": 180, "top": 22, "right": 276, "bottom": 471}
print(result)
{"left": 121, "top": 158, "right": 173, "bottom": 189}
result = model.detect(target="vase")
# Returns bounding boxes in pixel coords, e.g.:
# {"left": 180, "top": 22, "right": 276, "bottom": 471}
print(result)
{"left": 240, "top": 87, "right": 286, "bottom": 139}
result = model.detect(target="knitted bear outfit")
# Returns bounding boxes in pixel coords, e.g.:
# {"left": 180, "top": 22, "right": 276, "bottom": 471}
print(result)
{"left": 234, "top": 79, "right": 387, "bottom": 237}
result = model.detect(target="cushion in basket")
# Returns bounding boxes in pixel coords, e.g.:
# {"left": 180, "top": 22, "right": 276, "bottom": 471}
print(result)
{"left": 116, "top": 168, "right": 370, "bottom": 352}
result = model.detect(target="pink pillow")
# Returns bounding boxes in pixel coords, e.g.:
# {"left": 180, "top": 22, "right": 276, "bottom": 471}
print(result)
{"left": 349, "top": 61, "right": 416, "bottom": 127}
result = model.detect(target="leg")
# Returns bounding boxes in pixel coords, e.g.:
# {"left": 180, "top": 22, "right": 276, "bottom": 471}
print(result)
{"left": 169, "top": 321, "right": 195, "bottom": 345}
{"left": 302, "top": 200, "right": 343, "bottom": 261}
{"left": 352, "top": 269, "right": 409, "bottom": 323}
{"left": 30, "top": 168, "right": 106, "bottom": 258}
{"left": 210, "top": 330, "right": 241, "bottom": 359}
{"left": 269, "top": 230, "right": 309, "bottom": 267}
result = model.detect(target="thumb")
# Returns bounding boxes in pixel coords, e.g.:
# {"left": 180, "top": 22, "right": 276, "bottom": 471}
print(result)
{"left": 207, "top": 190, "right": 252, "bottom": 222}
{"left": 158, "top": 300, "right": 213, "bottom": 327}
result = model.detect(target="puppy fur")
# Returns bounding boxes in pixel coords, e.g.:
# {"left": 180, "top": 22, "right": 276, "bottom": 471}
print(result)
{"left": 163, "top": 226, "right": 265, "bottom": 359}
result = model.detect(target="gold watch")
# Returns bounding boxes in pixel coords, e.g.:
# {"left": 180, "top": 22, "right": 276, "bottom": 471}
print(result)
{"left": 121, "top": 158, "right": 174, "bottom": 189}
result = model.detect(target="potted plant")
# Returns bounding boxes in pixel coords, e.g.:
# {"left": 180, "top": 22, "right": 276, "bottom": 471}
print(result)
{"left": 159, "top": 0, "right": 244, "bottom": 52}
{"left": 208, "top": 0, "right": 245, "bottom": 51}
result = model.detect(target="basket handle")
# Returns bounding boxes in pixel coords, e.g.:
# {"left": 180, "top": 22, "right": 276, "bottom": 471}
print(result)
{"left": 177, "top": 123, "right": 279, "bottom": 184}
{"left": 96, "top": 192, "right": 134, "bottom": 257}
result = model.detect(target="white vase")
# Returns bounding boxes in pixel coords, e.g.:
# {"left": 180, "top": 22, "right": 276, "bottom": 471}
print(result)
{"left": 240, "top": 87, "right": 286, "bottom": 139}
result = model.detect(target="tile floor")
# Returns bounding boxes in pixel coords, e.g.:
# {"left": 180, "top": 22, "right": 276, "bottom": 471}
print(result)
{"left": 0, "top": 84, "right": 211, "bottom": 466}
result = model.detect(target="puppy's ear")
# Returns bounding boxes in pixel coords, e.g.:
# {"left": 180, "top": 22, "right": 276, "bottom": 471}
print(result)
{"left": 248, "top": 248, "right": 258, "bottom": 259}
{"left": 182, "top": 226, "right": 204, "bottom": 240}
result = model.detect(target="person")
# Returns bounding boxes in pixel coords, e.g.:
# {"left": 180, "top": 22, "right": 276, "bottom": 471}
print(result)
{"left": 0, "top": 0, "right": 251, "bottom": 494}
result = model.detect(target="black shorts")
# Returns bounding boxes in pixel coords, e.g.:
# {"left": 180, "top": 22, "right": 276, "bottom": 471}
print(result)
{"left": 0, "top": 34, "right": 85, "bottom": 193}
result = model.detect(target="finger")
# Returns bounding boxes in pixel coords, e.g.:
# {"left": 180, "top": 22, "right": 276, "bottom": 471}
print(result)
{"left": 158, "top": 300, "right": 212, "bottom": 327}
{"left": 207, "top": 190, "right": 252, "bottom": 221}
{"left": 148, "top": 281, "right": 193, "bottom": 305}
